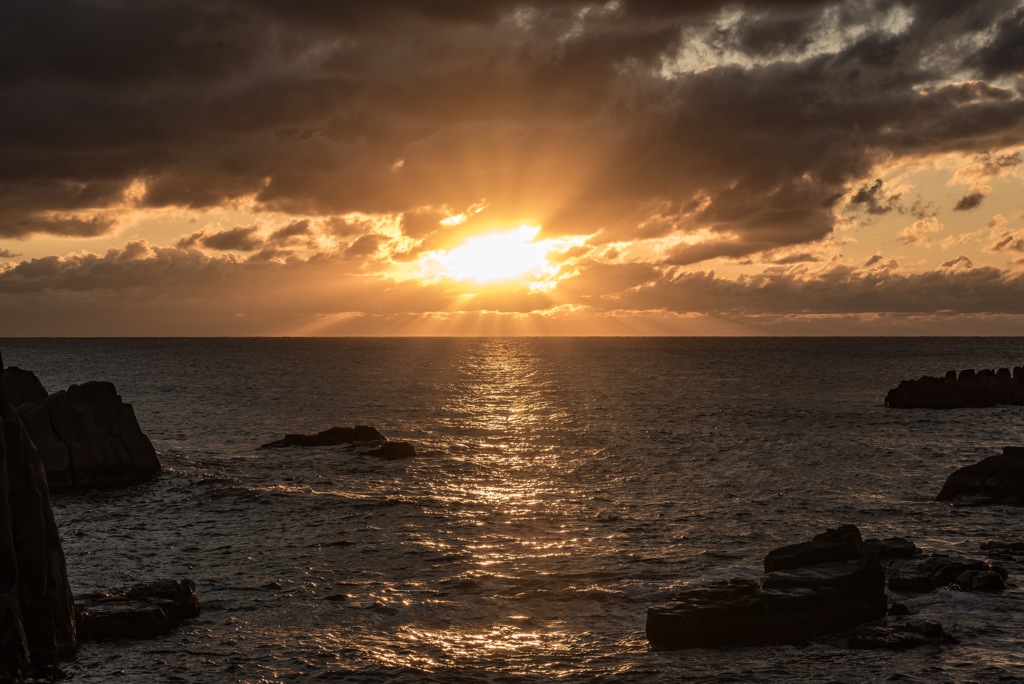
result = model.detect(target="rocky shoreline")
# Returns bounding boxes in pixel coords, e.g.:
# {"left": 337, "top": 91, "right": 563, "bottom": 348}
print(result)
{"left": 0, "top": 356, "right": 196, "bottom": 682}
{"left": 5, "top": 353, "right": 1024, "bottom": 677}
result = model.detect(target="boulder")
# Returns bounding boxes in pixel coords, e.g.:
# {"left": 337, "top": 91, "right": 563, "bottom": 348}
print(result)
{"left": 863, "top": 537, "right": 920, "bottom": 560}
{"left": 0, "top": 368, "right": 160, "bottom": 491}
{"left": 646, "top": 525, "right": 887, "bottom": 649}
{"left": 847, "top": 619, "right": 952, "bottom": 650}
{"left": 0, "top": 354, "right": 77, "bottom": 681}
{"left": 1, "top": 367, "right": 47, "bottom": 408}
{"left": 886, "top": 554, "right": 1006, "bottom": 593}
{"left": 76, "top": 579, "right": 200, "bottom": 642}
{"left": 885, "top": 366, "right": 1024, "bottom": 408}
{"left": 936, "top": 447, "right": 1024, "bottom": 506}
{"left": 764, "top": 524, "right": 863, "bottom": 572}
{"left": 261, "top": 425, "right": 386, "bottom": 448}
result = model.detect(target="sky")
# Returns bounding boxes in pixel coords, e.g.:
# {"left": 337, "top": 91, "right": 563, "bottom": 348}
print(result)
{"left": 3, "top": 0, "right": 1024, "bottom": 336}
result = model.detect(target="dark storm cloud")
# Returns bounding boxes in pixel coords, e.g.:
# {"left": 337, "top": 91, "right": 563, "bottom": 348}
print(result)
{"left": 2, "top": 0, "right": 1024, "bottom": 259}
{"left": 954, "top": 192, "right": 987, "bottom": 211}
{"left": 850, "top": 179, "right": 902, "bottom": 215}
{"left": 967, "top": 7, "right": 1024, "bottom": 78}
{"left": 177, "top": 226, "right": 262, "bottom": 251}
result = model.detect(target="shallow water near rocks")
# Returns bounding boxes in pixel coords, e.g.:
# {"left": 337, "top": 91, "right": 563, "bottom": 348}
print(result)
{"left": 6, "top": 337, "right": 1024, "bottom": 683}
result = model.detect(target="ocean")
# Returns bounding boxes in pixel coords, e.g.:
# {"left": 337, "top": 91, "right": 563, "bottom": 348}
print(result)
{"left": 4, "top": 337, "right": 1024, "bottom": 683}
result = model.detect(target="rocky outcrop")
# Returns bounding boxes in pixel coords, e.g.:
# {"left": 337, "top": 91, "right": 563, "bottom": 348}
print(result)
{"left": 1, "top": 367, "right": 160, "bottom": 491}
{"left": 260, "top": 425, "right": 417, "bottom": 457}
{"left": 935, "top": 447, "right": 1024, "bottom": 506}
{"left": 885, "top": 367, "right": 1024, "bottom": 408}
{"left": 0, "top": 355, "right": 77, "bottom": 681}
{"left": 76, "top": 579, "right": 200, "bottom": 642}
{"left": 886, "top": 555, "right": 1007, "bottom": 593}
{"left": 261, "top": 425, "right": 385, "bottom": 448}
{"left": 848, "top": 619, "right": 954, "bottom": 650}
{"left": 646, "top": 525, "right": 887, "bottom": 649}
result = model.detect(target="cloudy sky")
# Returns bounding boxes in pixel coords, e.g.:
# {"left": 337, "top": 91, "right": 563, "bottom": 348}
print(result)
{"left": 3, "top": 0, "right": 1024, "bottom": 335}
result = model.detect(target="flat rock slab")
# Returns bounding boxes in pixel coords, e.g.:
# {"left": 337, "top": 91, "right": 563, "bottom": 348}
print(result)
{"left": 261, "top": 425, "right": 384, "bottom": 448}
{"left": 76, "top": 579, "right": 200, "bottom": 642}
{"left": 647, "top": 559, "right": 887, "bottom": 649}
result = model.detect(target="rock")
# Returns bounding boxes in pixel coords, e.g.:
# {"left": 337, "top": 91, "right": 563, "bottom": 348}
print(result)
{"left": 0, "top": 353, "right": 77, "bottom": 680}
{"left": 1, "top": 367, "right": 48, "bottom": 408}
{"left": 885, "top": 366, "right": 1024, "bottom": 408}
{"left": 763, "top": 523, "right": 863, "bottom": 572}
{"left": 366, "top": 441, "right": 416, "bottom": 459}
{"left": 888, "top": 602, "right": 911, "bottom": 616}
{"left": 646, "top": 526, "right": 887, "bottom": 649}
{"left": 76, "top": 579, "right": 200, "bottom": 642}
{"left": 971, "top": 571, "right": 1006, "bottom": 592}
{"left": 863, "top": 537, "right": 920, "bottom": 559}
{"left": 0, "top": 368, "right": 160, "bottom": 491}
{"left": 261, "top": 425, "right": 385, "bottom": 448}
{"left": 936, "top": 447, "right": 1024, "bottom": 506}
{"left": 848, "top": 619, "right": 952, "bottom": 650}
{"left": 886, "top": 554, "right": 1005, "bottom": 593}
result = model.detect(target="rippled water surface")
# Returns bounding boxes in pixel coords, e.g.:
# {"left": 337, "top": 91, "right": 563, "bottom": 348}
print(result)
{"left": 6, "top": 337, "right": 1024, "bottom": 682}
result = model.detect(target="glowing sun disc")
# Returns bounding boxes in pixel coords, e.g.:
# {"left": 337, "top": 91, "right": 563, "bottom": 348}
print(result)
{"left": 437, "top": 226, "right": 549, "bottom": 283}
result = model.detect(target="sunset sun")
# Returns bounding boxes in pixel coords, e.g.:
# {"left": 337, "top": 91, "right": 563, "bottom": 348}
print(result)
{"left": 423, "top": 225, "right": 556, "bottom": 286}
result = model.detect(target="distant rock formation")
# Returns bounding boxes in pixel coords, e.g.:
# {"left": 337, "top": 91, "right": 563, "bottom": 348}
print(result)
{"left": 76, "top": 579, "right": 200, "bottom": 642}
{"left": 885, "top": 367, "right": 1024, "bottom": 408}
{"left": 1, "top": 367, "right": 160, "bottom": 491}
{"left": 0, "top": 354, "right": 77, "bottom": 681}
{"left": 261, "top": 425, "right": 417, "bottom": 458}
{"left": 646, "top": 525, "right": 887, "bottom": 649}
{"left": 261, "top": 425, "right": 385, "bottom": 448}
{"left": 936, "top": 446, "right": 1024, "bottom": 506}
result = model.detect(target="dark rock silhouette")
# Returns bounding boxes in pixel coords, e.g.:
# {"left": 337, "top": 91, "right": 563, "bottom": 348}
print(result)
{"left": 76, "top": 579, "right": 200, "bottom": 642}
{"left": 260, "top": 426, "right": 417, "bottom": 458}
{"left": 885, "top": 555, "right": 1007, "bottom": 593}
{"left": 367, "top": 441, "right": 417, "bottom": 459}
{"left": 261, "top": 425, "right": 385, "bottom": 448}
{"left": 0, "top": 353, "right": 77, "bottom": 681}
{"left": 936, "top": 446, "right": 1024, "bottom": 506}
{"left": 0, "top": 367, "right": 160, "bottom": 491}
{"left": 848, "top": 619, "right": 953, "bottom": 650}
{"left": 863, "top": 537, "right": 920, "bottom": 560}
{"left": 646, "top": 525, "right": 887, "bottom": 649}
{"left": 885, "top": 366, "right": 1024, "bottom": 408}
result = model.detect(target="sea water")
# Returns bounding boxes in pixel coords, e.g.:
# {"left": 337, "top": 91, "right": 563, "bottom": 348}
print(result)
{"left": 4, "top": 337, "right": 1024, "bottom": 683}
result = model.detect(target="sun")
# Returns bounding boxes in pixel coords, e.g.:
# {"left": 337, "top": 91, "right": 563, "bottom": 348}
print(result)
{"left": 429, "top": 225, "right": 553, "bottom": 284}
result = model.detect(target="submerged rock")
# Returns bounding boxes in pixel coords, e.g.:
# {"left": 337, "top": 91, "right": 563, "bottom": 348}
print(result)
{"left": 886, "top": 555, "right": 1006, "bottom": 593}
{"left": 1, "top": 367, "right": 160, "bottom": 491}
{"left": 76, "top": 579, "right": 200, "bottom": 642}
{"left": 366, "top": 441, "right": 417, "bottom": 460}
{"left": 261, "top": 425, "right": 385, "bottom": 448}
{"left": 936, "top": 447, "right": 1024, "bottom": 506}
{"left": 885, "top": 366, "right": 1024, "bottom": 408}
{"left": 646, "top": 525, "right": 887, "bottom": 649}
{"left": 848, "top": 619, "right": 952, "bottom": 650}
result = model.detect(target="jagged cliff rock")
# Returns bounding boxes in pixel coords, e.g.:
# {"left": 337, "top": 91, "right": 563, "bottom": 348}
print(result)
{"left": 1, "top": 368, "right": 159, "bottom": 491}
{"left": 0, "top": 353, "right": 77, "bottom": 681}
